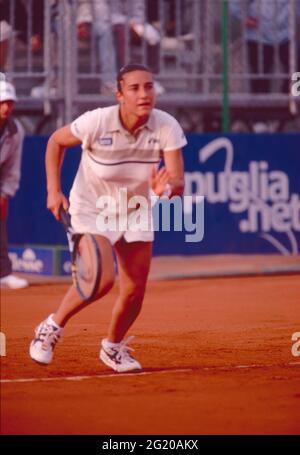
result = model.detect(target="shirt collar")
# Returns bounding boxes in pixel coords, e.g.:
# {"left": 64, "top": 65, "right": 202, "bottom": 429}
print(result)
{"left": 106, "top": 105, "right": 155, "bottom": 134}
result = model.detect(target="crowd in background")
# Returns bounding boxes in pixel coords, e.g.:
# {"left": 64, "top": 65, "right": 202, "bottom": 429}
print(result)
{"left": 1, "top": 0, "right": 300, "bottom": 133}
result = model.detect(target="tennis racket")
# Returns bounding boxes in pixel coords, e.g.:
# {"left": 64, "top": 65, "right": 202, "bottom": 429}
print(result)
{"left": 59, "top": 206, "right": 102, "bottom": 302}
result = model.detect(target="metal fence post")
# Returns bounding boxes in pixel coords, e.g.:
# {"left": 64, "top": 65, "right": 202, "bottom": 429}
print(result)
{"left": 43, "top": 0, "right": 51, "bottom": 116}
{"left": 221, "top": 0, "right": 230, "bottom": 132}
{"left": 289, "top": 0, "right": 297, "bottom": 115}
{"left": 63, "top": 0, "right": 77, "bottom": 123}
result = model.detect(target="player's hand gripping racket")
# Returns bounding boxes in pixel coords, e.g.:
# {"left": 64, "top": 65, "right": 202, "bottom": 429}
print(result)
{"left": 59, "top": 206, "right": 102, "bottom": 302}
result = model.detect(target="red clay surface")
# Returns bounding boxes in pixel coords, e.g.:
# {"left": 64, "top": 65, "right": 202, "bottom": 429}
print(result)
{"left": 1, "top": 275, "right": 300, "bottom": 435}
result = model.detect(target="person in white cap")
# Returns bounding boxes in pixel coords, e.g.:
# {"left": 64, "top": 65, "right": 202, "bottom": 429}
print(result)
{"left": 0, "top": 79, "right": 29, "bottom": 289}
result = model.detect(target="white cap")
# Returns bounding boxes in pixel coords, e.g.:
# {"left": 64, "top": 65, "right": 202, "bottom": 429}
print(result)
{"left": 0, "top": 80, "right": 17, "bottom": 102}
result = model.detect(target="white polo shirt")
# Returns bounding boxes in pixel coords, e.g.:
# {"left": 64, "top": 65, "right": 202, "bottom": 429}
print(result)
{"left": 69, "top": 104, "right": 187, "bottom": 244}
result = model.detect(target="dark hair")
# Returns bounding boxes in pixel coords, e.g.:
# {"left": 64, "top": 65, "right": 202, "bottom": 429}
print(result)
{"left": 117, "top": 63, "right": 152, "bottom": 92}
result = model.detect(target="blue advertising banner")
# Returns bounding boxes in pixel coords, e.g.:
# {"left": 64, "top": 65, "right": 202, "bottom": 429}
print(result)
{"left": 8, "top": 246, "right": 57, "bottom": 275}
{"left": 153, "top": 133, "right": 300, "bottom": 255}
{"left": 59, "top": 248, "right": 72, "bottom": 276}
{"left": 7, "top": 134, "right": 300, "bottom": 257}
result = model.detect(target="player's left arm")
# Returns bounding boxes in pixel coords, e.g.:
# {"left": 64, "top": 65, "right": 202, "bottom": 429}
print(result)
{"left": 163, "top": 148, "right": 185, "bottom": 197}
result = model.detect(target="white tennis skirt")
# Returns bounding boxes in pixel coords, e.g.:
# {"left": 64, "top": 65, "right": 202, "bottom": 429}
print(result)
{"left": 69, "top": 205, "right": 154, "bottom": 245}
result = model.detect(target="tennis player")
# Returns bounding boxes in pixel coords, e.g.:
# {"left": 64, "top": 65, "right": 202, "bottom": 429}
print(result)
{"left": 29, "top": 63, "right": 187, "bottom": 372}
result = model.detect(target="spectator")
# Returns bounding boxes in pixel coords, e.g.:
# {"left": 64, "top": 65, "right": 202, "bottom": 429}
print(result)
{"left": 77, "top": 0, "right": 117, "bottom": 94}
{"left": 30, "top": 1, "right": 60, "bottom": 99}
{"left": 230, "top": 0, "right": 300, "bottom": 94}
{"left": 0, "top": 0, "right": 43, "bottom": 55}
{"left": 77, "top": 0, "right": 165, "bottom": 94}
{"left": 0, "top": 78, "right": 28, "bottom": 289}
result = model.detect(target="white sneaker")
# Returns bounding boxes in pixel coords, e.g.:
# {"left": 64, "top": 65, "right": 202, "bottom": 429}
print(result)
{"left": 29, "top": 314, "right": 63, "bottom": 365}
{"left": 100, "top": 336, "right": 142, "bottom": 373}
{"left": 0, "top": 274, "right": 29, "bottom": 289}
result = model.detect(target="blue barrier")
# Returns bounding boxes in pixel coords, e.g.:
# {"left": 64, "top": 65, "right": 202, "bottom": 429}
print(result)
{"left": 59, "top": 248, "right": 72, "bottom": 276}
{"left": 8, "top": 245, "right": 59, "bottom": 275}
{"left": 8, "top": 134, "right": 300, "bottom": 257}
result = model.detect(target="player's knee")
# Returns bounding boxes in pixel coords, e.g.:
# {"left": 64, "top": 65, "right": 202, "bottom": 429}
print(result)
{"left": 121, "top": 284, "right": 145, "bottom": 306}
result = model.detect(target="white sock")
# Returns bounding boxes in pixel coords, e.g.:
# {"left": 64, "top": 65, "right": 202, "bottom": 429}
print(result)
{"left": 103, "top": 339, "right": 121, "bottom": 348}
{"left": 47, "top": 314, "right": 62, "bottom": 330}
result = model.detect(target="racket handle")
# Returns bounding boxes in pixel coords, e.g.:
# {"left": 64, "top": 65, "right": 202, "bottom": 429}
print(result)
{"left": 59, "top": 205, "right": 72, "bottom": 229}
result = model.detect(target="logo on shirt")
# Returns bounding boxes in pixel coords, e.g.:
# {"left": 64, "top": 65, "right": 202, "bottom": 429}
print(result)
{"left": 99, "top": 137, "right": 113, "bottom": 146}
{"left": 148, "top": 138, "right": 159, "bottom": 145}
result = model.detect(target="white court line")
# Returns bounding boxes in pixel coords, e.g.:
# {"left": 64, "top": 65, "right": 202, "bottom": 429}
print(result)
{"left": 0, "top": 368, "right": 192, "bottom": 384}
{"left": 1, "top": 362, "right": 299, "bottom": 384}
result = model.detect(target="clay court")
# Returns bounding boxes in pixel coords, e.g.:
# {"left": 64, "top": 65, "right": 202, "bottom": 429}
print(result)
{"left": 1, "top": 261, "right": 300, "bottom": 435}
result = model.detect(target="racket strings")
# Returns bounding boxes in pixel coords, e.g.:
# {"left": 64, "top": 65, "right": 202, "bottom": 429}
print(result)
{"left": 76, "top": 246, "right": 93, "bottom": 282}
{"left": 74, "top": 235, "right": 100, "bottom": 297}
{"left": 60, "top": 208, "right": 101, "bottom": 301}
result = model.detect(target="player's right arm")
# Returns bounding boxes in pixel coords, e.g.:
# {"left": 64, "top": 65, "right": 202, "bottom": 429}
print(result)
{"left": 46, "top": 124, "right": 82, "bottom": 220}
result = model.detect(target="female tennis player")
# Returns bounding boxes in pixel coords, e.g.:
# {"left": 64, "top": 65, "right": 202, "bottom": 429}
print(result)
{"left": 29, "top": 63, "right": 187, "bottom": 372}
